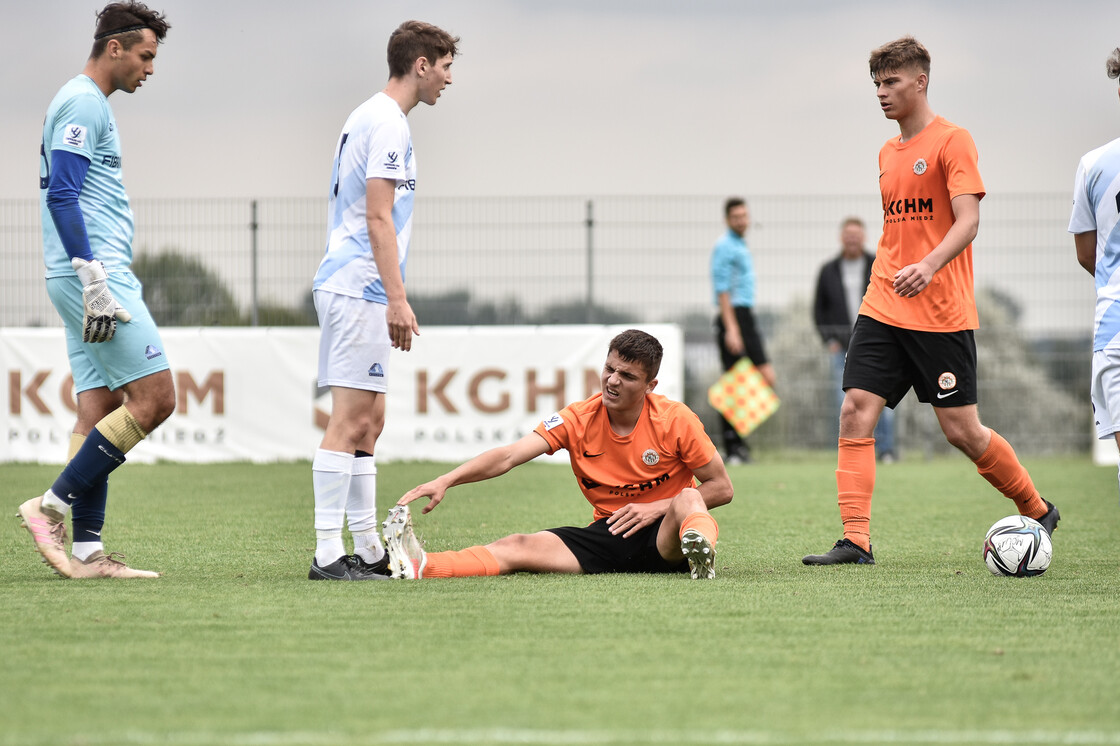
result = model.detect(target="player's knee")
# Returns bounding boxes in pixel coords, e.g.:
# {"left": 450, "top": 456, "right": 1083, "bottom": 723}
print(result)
{"left": 939, "top": 416, "right": 984, "bottom": 455}
{"left": 488, "top": 532, "right": 535, "bottom": 560}
{"left": 672, "top": 487, "right": 706, "bottom": 514}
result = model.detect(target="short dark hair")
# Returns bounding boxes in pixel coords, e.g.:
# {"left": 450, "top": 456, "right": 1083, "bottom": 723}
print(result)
{"left": 387, "top": 20, "right": 460, "bottom": 79}
{"left": 869, "top": 36, "right": 930, "bottom": 80}
{"left": 608, "top": 329, "right": 663, "bottom": 381}
{"left": 724, "top": 197, "right": 747, "bottom": 218}
{"left": 91, "top": 1, "right": 169, "bottom": 58}
{"left": 1107, "top": 48, "right": 1120, "bottom": 81}
{"left": 841, "top": 216, "right": 864, "bottom": 230}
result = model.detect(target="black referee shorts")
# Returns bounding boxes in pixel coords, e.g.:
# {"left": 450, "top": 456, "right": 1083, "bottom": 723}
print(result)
{"left": 547, "top": 516, "right": 689, "bottom": 575}
{"left": 716, "top": 305, "right": 769, "bottom": 369}
{"left": 843, "top": 315, "right": 978, "bottom": 409}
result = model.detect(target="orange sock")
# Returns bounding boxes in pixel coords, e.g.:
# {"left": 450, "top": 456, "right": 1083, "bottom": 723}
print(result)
{"left": 422, "top": 546, "right": 501, "bottom": 578}
{"left": 973, "top": 430, "right": 1047, "bottom": 519}
{"left": 679, "top": 512, "right": 719, "bottom": 544}
{"left": 837, "top": 437, "right": 875, "bottom": 552}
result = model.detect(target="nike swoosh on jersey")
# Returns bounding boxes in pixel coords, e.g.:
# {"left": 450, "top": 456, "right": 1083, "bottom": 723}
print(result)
{"left": 936, "top": 390, "right": 959, "bottom": 399}
{"left": 583, "top": 451, "right": 604, "bottom": 458}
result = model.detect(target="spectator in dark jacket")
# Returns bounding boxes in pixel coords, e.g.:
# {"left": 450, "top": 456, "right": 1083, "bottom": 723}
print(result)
{"left": 813, "top": 217, "right": 896, "bottom": 461}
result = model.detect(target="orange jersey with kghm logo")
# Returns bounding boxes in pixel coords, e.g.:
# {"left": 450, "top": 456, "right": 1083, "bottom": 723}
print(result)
{"left": 534, "top": 392, "right": 717, "bottom": 523}
{"left": 860, "top": 116, "right": 986, "bottom": 332}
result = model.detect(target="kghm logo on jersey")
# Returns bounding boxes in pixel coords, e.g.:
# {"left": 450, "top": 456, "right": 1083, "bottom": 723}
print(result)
{"left": 641, "top": 449, "right": 659, "bottom": 466}
{"left": 913, "top": 158, "right": 928, "bottom": 175}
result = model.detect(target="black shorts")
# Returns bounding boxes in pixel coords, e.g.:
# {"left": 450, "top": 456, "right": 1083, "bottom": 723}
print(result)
{"left": 715, "top": 306, "right": 769, "bottom": 369}
{"left": 546, "top": 516, "right": 689, "bottom": 575}
{"left": 843, "top": 315, "right": 978, "bottom": 409}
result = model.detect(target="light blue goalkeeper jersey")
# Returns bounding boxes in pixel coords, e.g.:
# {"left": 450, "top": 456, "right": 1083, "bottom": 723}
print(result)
{"left": 40, "top": 74, "right": 134, "bottom": 278}
{"left": 313, "top": 92, "right": 416, "bottom": 304}
{"left": 1070, "top": 136, "right": 1120, "bottom": 351}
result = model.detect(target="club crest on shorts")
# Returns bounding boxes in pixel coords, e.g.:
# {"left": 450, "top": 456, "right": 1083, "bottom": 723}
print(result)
{"left": 641, "top": 449, "right": 659, "bottom": 466}
{"left": 938, "top": 371, "right": 957, "bottom": 390}
{"left": 913, "top": 158, "right": 927, "bottom": 175}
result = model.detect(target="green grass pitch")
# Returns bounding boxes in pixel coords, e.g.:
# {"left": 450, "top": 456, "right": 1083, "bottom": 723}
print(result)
{"left": 2, "top": 454, "right": 1119, "bottom": 746}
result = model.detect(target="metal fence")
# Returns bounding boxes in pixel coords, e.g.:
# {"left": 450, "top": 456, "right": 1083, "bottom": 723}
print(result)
{"left": 2, "top": 193, "right": 1093, "bottom": 455}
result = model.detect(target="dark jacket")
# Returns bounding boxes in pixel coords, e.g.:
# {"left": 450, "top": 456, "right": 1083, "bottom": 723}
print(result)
{"left": 813, "top": 251, "right": 874, "bottom": 350}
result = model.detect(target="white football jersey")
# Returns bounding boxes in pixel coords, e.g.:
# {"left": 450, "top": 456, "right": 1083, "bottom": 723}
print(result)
{"left": 314, "top": 92, "right": 416, "bottom": 303}
{"left": 1070, "top": 136, "right": 1120, "bottom": 351}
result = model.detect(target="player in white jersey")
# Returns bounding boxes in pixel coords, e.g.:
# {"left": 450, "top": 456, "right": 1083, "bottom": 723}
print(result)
{"left": 1070, "top": 47, "right": 1120, "bottom": 503}
{"left": 18, "top": 2, "right": 174, "bottom": 580}
{"left": 307, "top": 20, "right": 459, "bottom": 580}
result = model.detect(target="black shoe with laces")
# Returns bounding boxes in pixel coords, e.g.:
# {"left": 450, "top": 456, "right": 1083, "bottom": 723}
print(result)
{"left": 802, "top": 538, "right": 875, "bottom": 566}
{"left": 308, "top": 554, "right": 391, "bottom": 580}
{"left": 1036, "top": 499, "right": 1060, "bottom": 536}
{"left": 353, "top": 552, "right": 390, "bottom": 576}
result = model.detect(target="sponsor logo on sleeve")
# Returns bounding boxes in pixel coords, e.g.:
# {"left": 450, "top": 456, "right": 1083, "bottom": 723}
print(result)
{"left": 62, "top": 124, "right": 87, "bottom": 148}
{"left": 542, "top": 413, "right": 563, "bottom": 431}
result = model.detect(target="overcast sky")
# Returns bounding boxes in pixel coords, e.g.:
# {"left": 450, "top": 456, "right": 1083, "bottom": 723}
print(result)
{"left": 3, "top": 0, "right": 1118, "bottom": 200}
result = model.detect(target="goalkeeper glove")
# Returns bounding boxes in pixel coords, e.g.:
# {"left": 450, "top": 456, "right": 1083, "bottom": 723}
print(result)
{"left": 71, "top": 257, "right": 132, "bottom": 343}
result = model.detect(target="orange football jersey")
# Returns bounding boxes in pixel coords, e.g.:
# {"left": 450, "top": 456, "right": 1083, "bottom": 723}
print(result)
{"left": 534, "top": 392, "right": 717, "bottom": 522}
{"left": 860, "top": 116, "right": 986, "bottom": 332}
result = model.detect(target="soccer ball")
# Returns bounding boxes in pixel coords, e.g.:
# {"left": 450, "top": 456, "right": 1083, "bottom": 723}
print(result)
{"left": 983, "top": 515, "right": 1052, "bottom": 577}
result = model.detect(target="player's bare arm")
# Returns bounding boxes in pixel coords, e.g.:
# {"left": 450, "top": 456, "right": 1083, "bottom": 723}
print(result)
{"left": 1075, "top": 231, "right": 1097, "bottom": 275}
{"left": 399, "top": 432, "right": 551, "bottom": 513}
{"left": 609, "top": 453, "right": 734, "bottom": 539}
{"left": 366, "top": 176, "right": 419, "bottom": 351}
{"left": 692, "top": 454, "right": 734, "bottom": 509}
{"left": 893, "top": 193, "right": 980, "bottom": 297}
{"left": 718, "top": 291, "right": 745, "bottom": 355}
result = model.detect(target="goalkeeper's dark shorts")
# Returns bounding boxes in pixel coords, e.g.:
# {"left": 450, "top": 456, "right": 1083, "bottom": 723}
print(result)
{"left": 547, "top": 516, "right": 690, "bottom": 575}
{"left": 843, "top": 315, "right": 978, "bottom": 409}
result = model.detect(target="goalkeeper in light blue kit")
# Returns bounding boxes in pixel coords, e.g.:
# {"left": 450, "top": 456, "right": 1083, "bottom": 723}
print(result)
{"left": 1070, "top": 47, "right": 1120, "bottom": 504}
{"left": 18, "top": 2, "right": 175, "bottom": 579}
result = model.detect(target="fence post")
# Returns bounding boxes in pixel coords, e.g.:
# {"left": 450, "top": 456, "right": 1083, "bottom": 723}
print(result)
{"left": 585, "top": 199, "right": 594, "bottom": 323}
{"left": 250, "top": 199, "right": 259, "bottom": 327}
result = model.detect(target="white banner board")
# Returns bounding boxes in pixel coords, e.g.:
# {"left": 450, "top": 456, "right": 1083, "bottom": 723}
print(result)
{"left": 1, "top": 324, "right": 682, "bottom": 464}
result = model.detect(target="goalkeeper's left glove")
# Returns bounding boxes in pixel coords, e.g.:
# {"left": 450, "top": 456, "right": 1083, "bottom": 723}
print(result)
{"left": 71, "top": 257, "right": 132, "bottom": 343}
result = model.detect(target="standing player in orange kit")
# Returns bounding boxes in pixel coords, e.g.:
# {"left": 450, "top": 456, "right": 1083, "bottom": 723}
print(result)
{"left": 802, "top": 36, "right": 1059, "bottom": 566}
{"left": 381, "top": 329, "right": 733, "bottom": 580}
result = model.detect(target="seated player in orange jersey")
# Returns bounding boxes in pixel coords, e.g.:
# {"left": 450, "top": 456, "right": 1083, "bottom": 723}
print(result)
{"left": 382, "top": 329, "right": 734, "bottom": 580}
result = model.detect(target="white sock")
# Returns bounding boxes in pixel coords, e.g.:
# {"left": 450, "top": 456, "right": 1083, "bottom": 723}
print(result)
{"left": 353, "top": 531, "right": 385, "bottom": 563}
{"left": 347, "top": 456, "right": 384, "bottom": 563}
{"left": 41, "top": 489, "right": 71, "bottom": 519}
{"left": 72, "top": 541, "right": 103, "bottom": 561}
{"left": 313, "top": 449, "right": 353, "bottom": 566}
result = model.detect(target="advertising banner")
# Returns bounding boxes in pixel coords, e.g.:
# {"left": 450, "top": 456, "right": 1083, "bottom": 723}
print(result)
{"left": 1, "top": 324, "right": 682, "bottom": 464}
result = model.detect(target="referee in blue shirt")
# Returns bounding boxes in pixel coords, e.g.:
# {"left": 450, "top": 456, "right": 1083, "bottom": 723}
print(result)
{"left": 710, "top": 197, "right": 777, "bottom": 464}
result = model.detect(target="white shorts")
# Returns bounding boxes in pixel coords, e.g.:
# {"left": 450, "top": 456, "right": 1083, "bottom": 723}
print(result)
{"left": 314, "top": 290, "right": 391, "bottom": 393}
{"left": 1091, "top": 348, "right": 1120, "bottom": 439}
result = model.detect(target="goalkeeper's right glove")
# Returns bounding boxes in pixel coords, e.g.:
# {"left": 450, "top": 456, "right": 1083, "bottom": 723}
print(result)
{"left": 71, "top": 257, "right": 132, "bottom": 343}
